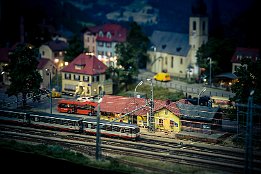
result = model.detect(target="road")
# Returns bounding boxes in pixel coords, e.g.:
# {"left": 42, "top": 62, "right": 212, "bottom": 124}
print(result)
{"left": 137, "top": 69, "right": 235, "bottom": 98}
{"left": 0, "top": 69, "right": 235, "bottom": 111}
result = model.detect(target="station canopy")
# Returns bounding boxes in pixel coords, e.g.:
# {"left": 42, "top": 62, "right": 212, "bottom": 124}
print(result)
{"left": 215, "top": 73, "right": 238, "bottom": 80}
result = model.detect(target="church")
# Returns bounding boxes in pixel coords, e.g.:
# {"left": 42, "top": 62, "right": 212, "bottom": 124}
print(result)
{"left": 146, "top": 1, "right": 208, "bottom": 80}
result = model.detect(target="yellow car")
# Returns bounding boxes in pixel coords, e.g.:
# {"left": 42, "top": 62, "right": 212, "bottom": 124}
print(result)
{"left": 154, "top": 72, "right": 171, "bottom": 82}
{"left": 47, "top": 91, "right": 62, "bottom": 98}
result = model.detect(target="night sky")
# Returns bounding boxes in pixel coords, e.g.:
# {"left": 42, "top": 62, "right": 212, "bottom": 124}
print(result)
{"left": 0, "top": 0, "right": 258, "bottom": 48}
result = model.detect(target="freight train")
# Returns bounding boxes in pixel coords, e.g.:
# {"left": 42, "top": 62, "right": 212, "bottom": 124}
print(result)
{"left": 0, "top": 109, "right": 140, "bottom": 140}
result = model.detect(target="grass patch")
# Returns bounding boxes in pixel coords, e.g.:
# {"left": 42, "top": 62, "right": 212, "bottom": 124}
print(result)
{"left": 120, "top": 156, "right": 224, "bottom": 174}
{"left": 116, "top": 83, "right": 185, "bottom": 101}
{"left": 0, "top": 139, "right": 143, "bottom": 174}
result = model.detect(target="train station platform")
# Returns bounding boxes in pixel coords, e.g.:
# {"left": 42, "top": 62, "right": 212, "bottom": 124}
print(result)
{"left": 140, "top": 127, "right": 230, "bottom": 144}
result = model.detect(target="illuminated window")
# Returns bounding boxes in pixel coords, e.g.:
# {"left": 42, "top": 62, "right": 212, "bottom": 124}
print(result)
{"left": 98, "top": 31, "right": 103, "bottom": 37}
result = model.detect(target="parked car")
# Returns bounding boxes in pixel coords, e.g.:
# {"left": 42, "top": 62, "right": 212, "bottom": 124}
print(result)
{"left": 154, "top": 72, "right": 171, "bottom": 82}
{"left": 47, "top": 91, "right": 61, "bottom": 98}
{"left": 76, "top": 96, "right": 94, "bottom": 102}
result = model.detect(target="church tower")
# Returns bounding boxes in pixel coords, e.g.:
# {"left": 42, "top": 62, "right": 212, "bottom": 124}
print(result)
{"left": 189, "top": 0, "right": 208, "bottom": 76}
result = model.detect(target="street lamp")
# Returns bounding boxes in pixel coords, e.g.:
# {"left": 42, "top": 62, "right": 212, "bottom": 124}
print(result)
{"left": 96, "top": 97, "right": 103, "bottom": 161}
{"left": 245, "top": 90, "right": 255, "bottom": 173}
{"left": 147, "top": 78, "right": 154, "bottom": 132}
{"left": 45, "top": 68, "right": 52, "bottom": 114}
{"left": 207, "top": 57, "right": 212, "bottom": 87}
{"left": 134, "top": 81, "right": 143, "bottom": 97}
{"left": 54, "top": 58, "right": 59, "bottom": 91}
{"left": 198, "top": 87, "right": 206, "bottom": 105}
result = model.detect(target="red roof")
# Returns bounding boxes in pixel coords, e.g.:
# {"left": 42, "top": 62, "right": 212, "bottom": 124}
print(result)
{"left": 98, "top": 95, "right": 180, "bottom": 116}
{"left": 85, "top": 23, "right": 127, "bottom": 42}
{"left": 231, "top": 47, "right": 260, "bottom": 63}
{"left": 61, "top": 53, "right": 107, "bottom": 75}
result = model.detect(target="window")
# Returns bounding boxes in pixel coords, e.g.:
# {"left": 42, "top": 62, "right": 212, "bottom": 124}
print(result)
{"left": 180, "top": 58, "right": 183, "bottom": 64}
{"left": 91, "top": 75, "right": 100, "bottom": 82}
{"left": 65, "top": 73, "right": 71, "bottom": 80}
{"left": 74, "top": 74, "right": 80, "bottom": 81}
{"left": 106, "top": 42, "right": 111, "bottom": 48}
{"left": 165, "top": 57, "right": 167, "bottom": 65}
{"left": 75, "top": 64, "right": 85, "bottom": 70}
{"left": 170, "top": 120, "right": 174, "bottom": 127}
{"left": 159, "top": 119, "right": 163, "bottom": 126}
{"left": 193, "top": 21, "right": 196, "bottom": 30}
{"left": 98, "top": 31, "right": 103, "bottom": 37}
{"left": 83, "top": 76, "right": 89, "bottom": 82}
{"left": 98, "top": 42, "right": 104, "bottom": 46}
{"left": 112, "top": 126, "right": 120, "bottom": 132}
{"left": 171, "top": 57, "right": 174, "bottom": 68}
{"left": 42, "top": 51, "right": 45, "bottom": 56}
{"left": 106, "top": 32, "right": 111, "bottom": 39}
{"left": 64, "top": 84, "right": 76, "bottom": 91}
{"left": 98, "top": 51, "right": 104, "bottom": 56}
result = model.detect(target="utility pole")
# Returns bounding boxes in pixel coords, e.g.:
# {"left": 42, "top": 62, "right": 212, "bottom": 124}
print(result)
{"left": 198, "top": 87, "right": 206, "bottom": 105}
{"left": 95, "top": 97, "right": 103, "bottom": 161}
{"left": 147, "top": 79, "right": 154, "bottom": 132}
{"left": 45, "top": 68, "right": 52, "bottom": 114}
{"left": 244, "top": 90, "right": 254, "bottom": 174}
{"left": 207, "top": 57, "right": 212, "bottom": 87}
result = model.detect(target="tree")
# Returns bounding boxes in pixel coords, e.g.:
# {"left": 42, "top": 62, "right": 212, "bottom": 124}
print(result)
{"left": 231, "top": 58, "right": 261, "bottom": 104}
{"left": 196, "top": 38, "right": 235, "bottom": 76}
{"left": 64, "top": 34, "right": 84, "bottom": 62}
{"left": 4, "top": 44, "right": 43, "bottom": 107}
{"left": 126, "top": 22, "right": 150, "bottom": 69}
{"left": 115, "top": 22, "right": 150, "bottom": 91}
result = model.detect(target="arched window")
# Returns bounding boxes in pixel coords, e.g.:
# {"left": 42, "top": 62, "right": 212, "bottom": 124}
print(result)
{"left": 171, "top": 56, "right": 174, "bottom": 68}
{"left": 193, "top": 21, "right": 196, "bottom": 30}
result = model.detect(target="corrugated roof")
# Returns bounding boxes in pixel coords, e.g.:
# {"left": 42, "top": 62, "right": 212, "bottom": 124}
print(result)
{"left": 176, "top": 103, "right": 219, "bottom": 121}
{"left": 61, "top": 53, "right": 107, "bottom": 75}
{"left": 149, "top": 30, "right": 190, "bottom": 56}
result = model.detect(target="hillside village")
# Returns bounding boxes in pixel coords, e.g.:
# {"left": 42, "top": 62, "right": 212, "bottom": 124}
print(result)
{"left": 0, "top": 0, "right": 260, "bottom": 139}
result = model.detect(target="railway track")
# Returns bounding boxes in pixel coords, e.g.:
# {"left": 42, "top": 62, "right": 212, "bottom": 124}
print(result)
{"left": 1, "top": 124, "right": 261, "bottom": 173}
